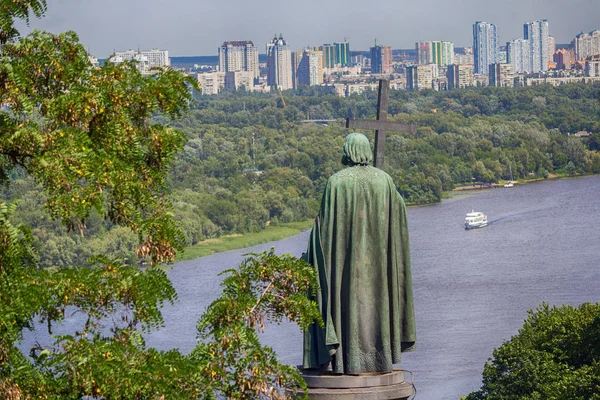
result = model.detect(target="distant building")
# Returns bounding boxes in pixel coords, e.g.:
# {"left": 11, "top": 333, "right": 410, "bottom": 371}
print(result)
{"left": 138, "top": 49, "right": 170, "bottom": 69}
{"left": 497, "top": 48, "right": 507, "bottom": 64}
{"left": 553, "top": 48, "right": 573, "bottom": 69}
{"left": 473, "top": 74, "right": 489, "bottom": 87}
{"left": 224, "top": 71, "right": 254, "bottom": 91}
{"left": 489, "top": 63, "right": 514, "bottom": 87}
{"left": 197, "top": 72, "right": 225, "bottom": 95}
{"left": 322, "top": 65, "right": 362, "bottom": 79}
{"left": 416, "top": 41, "right": 454, "bottom": 66}
{"left": 454, "top": 47, "right": 474, "bottom": 65}
{"left": 573, "top": 30, "right": 600, "bottom": 61}
{"left": 507, "top": 38, "right": 530, "bottom": 73}
{"left": 351, "top": 53, "right": 368, "bottom": 67}
{"left": 370, "top": 44, "right": 392, "bottom": 74}
{"left": 585, "top": 61, "right": 600, "bottom": 77}
{"left": 110, "top": 49, "right": 170, "bottom": 75}
{"left": 296, "top": 50, "right": 324, "bottom": 86}
{"left": 218, "top": 41, "right": 259, "bottom": 78}
{"left": 332, "top": 83, "right": 346, "bottom": 97}
{"left": 266, "top": 34, "right": 293, "bottom": 90}
{"left": 473, "top": 21, "right": 498, "bottom": 75}
{"left": 447, "top": 64, "right": 474, "bottom": 89}
{"left": 390, "top": 78, "right": 406, "bottom": 91}
{"left": 416, "top": 41, "right": 430, "bottom": 65}
{"left": 291, "top": 51, "right": 304, "bottom": 89}
{"left": 526, "top": 76, "right": 600, "bottom": 86}
{"left": 406, "top": 64, "right": 438, "bottom": 91}
{"left": 548, "top": 36, "right": 556, "bottom": 65}
{"left": 346, "top": 82, "right": 379, "bottom": 96}
{"left": 315, "top": 44, "right": 336, "bottom": 68}
{"left": 523, "top": 20, "right": 549, "bottom": 73}
{"left": 335, "top": 41, "right": 351, "bottom": 66}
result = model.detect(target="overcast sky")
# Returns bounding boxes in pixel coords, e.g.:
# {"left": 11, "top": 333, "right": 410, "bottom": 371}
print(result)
{"left": 15, "top": 0, "right": 599, "bottom": 57}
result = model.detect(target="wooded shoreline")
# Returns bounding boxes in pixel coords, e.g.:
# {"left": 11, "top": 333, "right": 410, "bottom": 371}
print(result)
{"left": 179, "top": 173, "right": 597, "bottom": 261}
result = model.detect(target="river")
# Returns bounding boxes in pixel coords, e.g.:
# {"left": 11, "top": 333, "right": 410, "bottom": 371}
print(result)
{"left": 24, "top": 175, "right": 600, "bottom": 399}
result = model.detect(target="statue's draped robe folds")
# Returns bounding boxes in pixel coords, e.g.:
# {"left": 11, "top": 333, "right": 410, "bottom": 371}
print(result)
{"left": 303, "top": 165, "right": 416, "bottom": 375}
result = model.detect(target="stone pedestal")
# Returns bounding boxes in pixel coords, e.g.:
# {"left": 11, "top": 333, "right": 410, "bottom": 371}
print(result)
{"left": 288, "top": 369, "right": 414, "bottom": 400}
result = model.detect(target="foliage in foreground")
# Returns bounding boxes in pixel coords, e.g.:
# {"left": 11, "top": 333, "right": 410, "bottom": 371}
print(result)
{"left": 1, "top": 2, "right": 320, "bottom": 398}
{"left": 464, "top": 303, "right": 600, "bottom": 400}
{"left": 1, "top": 234, "right": 318, "bottom": 398}
{"left": 193, "top": 250, "right": 320, "bottom": 399}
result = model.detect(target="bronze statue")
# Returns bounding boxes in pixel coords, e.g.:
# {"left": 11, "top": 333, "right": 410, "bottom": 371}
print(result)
{"left": 302, "top": 133, "right": 416, "bottom": 375}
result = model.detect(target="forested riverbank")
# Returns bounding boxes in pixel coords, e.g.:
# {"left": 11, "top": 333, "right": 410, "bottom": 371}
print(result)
{"left": 3, "top": 83, "right": 600, "bottom": 268}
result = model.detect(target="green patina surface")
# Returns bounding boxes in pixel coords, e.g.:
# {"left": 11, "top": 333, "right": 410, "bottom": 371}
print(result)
{"left": 302, "top": 133, "right": 416, "bottom": 375}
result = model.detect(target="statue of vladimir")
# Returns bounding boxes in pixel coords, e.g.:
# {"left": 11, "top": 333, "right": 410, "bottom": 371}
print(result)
{"left": 302, "top": 133, "right": 416, "bottom": 375}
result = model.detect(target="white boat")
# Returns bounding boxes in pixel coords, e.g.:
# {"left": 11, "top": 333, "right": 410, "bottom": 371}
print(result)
{"left": 465, "top": 210, "right": 488, "bottom": 229}
{"left": 504, "top": 182, "right": 514, "bottom": 188}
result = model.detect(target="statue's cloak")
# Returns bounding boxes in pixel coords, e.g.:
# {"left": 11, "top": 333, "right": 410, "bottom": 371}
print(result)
{"left": 302, "top": 165, "right": 416, "bottom": 375}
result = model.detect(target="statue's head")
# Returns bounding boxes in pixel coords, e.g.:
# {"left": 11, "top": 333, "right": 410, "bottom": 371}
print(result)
{"left": 341, "top": 133, "right": 373, "bottom": 166}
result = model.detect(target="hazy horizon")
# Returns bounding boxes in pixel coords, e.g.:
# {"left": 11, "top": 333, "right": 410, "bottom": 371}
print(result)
{"left": 15, "top": 0, "right": 598, "bottom": 58}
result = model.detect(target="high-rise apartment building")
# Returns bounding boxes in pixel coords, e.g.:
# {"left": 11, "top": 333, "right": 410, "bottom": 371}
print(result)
{"left": 523, "top": 20, "right": 549, "bottom": 73}
{"left": 406, "top": 64, "right": 438, "bottom": 91}
{"left": 142, "top": 49, "right": 170, "bottom": 68}
{"left": 573, "top": 30, "right": 600, "bottom": 61}
{"left": 291, "top": 51, "right": 304, "bottom": 89}
{"left": 416, "top": 41, "right": 454, "bottom": 66}
{"left": 316, "top": 44, "right": 336, "bottom": 68}
{"left": 447, "top": 64, "right": 474, "bottom": 89}
{"left": 548, "top": 36, "right": 556, "bottom": 64}
{"left": 110, "top": 49, "right": 170, "bottom": 75}
{"left": 370, "top": 45, "right": 392, "bottom": 74}
{"left": 406, "top": 66, "right": 418, "bottom": 91}
{"left": 497, "top": 47, "right": 508, "bottom": 64}
{"left": 296, "top": 50, "right": 324, "bottom": 87}
{"left": 266, "top": 34, "right": 293, "bottom": 90}
{"left": 473, "top": 22, "right": 498, "bottom": 75}
{"left": 416, "top": 41, "right": 431, "bottom": 64}
{"left": 507, "top": 38, "right": 530, "bottom": 73}
{"left": 433, "top": 41, "right": 454, "bottom": 66}
{"left": 218, "top": 41, "right": 259, "bottom": 78}
{"left": 335, "top": 41, "right": 351, "bottom": 66}
{"left": 489, "top": 63, "right": 514, "bottom": 87}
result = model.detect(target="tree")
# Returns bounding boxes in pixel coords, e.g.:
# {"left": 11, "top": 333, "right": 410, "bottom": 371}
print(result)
{"left": 472, "top": 161, "right": 487, "bottom": 182}
{"left": 464, "top": 303, "right": 600, "bottom": 400}
{"left": 1, "top": 3, "right": 320, "bottom": 399}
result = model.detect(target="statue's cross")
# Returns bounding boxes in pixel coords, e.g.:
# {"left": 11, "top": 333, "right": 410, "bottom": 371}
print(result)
{"left": 346, "top": 79, "right": 417, "bottom": 169}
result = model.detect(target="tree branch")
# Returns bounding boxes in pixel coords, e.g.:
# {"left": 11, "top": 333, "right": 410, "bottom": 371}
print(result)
{"left": 248, "top": 282, "right": 273, "bottom": 316}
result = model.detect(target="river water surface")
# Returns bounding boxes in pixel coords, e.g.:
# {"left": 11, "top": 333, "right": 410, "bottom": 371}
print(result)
{"left": 148, "top": 175, "right": 600, "bottom": 399}
{"left": 24, "top": 175, "right": 600, "bottom": 399}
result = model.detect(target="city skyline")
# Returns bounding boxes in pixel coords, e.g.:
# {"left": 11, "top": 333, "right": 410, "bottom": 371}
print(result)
{"left": 15, "top": 0, "right": 598, "bottom": 57}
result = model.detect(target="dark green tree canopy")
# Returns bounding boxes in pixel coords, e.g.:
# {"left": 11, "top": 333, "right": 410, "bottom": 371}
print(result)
{"left": 465, "top": 303, "right": 600, "bottom": 400}
{"left": 0, "top": 27, "right": 194, "bottom": 262}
